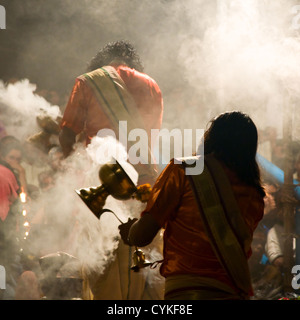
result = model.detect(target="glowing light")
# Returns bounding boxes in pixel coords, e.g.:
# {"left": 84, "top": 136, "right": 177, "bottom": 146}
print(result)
{"left": 24, "top": 221, "right": 29, "bottom": 227}
{"left": 25, "top": 231, "right": 29, "bottom": 236}
{"left": 22, "top": 210, "right": 27, "bottom": 217}
{"left": 20, "top": 192, "right": 26, "bottom": 203}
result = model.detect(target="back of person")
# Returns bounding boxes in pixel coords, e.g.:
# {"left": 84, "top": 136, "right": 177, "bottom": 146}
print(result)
{"left": 60, "top": 42, "right": 164, "bottom": 185}
{"left": 61, "top": 65, "right": 163, "bottom": 143}
{"left": 148, "top": 158, "right": 264, "bottom": 295}
{"left": 0, "top": 164, "right": 21, "bottom": 300}
{"left": 120, "top": 111, "right": 266, "bottom": 300}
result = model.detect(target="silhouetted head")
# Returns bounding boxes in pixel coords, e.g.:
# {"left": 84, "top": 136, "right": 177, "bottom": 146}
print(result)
{"left": 204, "top": 111, "right": 257, "bottom": 164}
{"left": 200, "top": 111, "right": 265, "bottom": 197}
{"left": 87, "top": 40, "right": 144, "bottom": 72}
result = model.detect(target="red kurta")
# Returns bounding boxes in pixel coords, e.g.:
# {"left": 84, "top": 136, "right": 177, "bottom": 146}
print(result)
{"left": 61, "top": 65, "right": 163, "bottom": 143}
{"left": 141, "top": 159, "right": 264, "bottom": 293}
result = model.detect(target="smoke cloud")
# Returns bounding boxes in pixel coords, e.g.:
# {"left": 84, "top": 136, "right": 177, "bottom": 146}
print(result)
{"left": 2, "top": 0, "right": 300, "bottom": 140}
{"left": 28, "top": 136, "right": 147, "bottom": 272}
{"left": 0, "top": 79, "right": 163, "bottom": 298}
{"left": 1, "top": 0, "right": 300, "bottom": 298}
{"left": 0, "top": 79, "right": 61, "bottom": 139}
{"left": 176, "top": 0, "right": 300, "bottom": 139}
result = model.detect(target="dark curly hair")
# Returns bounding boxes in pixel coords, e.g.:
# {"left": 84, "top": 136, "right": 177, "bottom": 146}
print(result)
{"left": 86, "top": 40, "right": 144, "bottom": 72}
{"left": 199, "top": 111, "right": 265, "bottom": 197}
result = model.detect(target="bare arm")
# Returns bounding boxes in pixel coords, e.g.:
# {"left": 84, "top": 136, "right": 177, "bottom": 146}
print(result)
{"left": 128, "top": 213, "right": 161, "bottom": 247}
{"left": 59, "top": 127, "right": 76, "bottom": 158}
{"left": 118, "top": 214, "right": 161, "bottom": 247}
{"left": 119, "top": 160, "right": 183, "bottom": 247}
{"left": 9, "top": 160, "right": 28, "bottom": 194}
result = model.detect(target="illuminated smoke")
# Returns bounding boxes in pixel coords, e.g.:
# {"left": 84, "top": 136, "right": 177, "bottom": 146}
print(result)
{"left": 1, "top": 0, "right": 300, "bottom": 297}
{"left": 0, "top": 79, "right": 61, "bottom": 139}
{"left": 3, "top": 1, "right": 300, "bottom": 141}
{"left": 176, "top": 0, "right": 300, "bottom": 140}
{"left": 0, "top": 78, "right": 161, "bottom": 294}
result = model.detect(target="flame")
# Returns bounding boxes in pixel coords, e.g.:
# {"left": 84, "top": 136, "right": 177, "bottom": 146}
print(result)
{"left": 20, "top": 192, "right": 27, "bottom": 203}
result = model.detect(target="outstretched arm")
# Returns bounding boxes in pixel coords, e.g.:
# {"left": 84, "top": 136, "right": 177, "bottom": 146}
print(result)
{"left": 118, "top": 214, "right": 160, "bottom": 247}
{"left": 130, "top": 214, "right": 161, "bottom": 247}
{"left": 119, "top": 160, "right": 184, "bottom": 247}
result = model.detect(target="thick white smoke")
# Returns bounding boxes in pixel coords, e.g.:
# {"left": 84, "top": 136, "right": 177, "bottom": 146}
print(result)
{"left": 3, "top": 1, "right": 300, "bottom": 149}
{"left": 0, "top": 79, "right": 61, "bottom": 139}
{"left": 0, "top": 77, "right": 163, "bottom": 297}
{"left": 29, "top": 136, "right": 146, "bottom": 273}
{"left": 2, "top": 0, "right": 300, "bottom": 298}
{"left": 176, "top": 0, "right": 300, "bottom": 140}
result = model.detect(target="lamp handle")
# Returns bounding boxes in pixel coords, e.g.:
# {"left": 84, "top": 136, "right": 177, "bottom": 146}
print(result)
{"left": 100, "top": 208, "right": 124, "bottom": 224}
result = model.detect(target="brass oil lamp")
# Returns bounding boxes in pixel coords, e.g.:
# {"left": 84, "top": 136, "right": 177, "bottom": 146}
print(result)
{"left": 76, "top": 159, "right": 152, "bottom": 271}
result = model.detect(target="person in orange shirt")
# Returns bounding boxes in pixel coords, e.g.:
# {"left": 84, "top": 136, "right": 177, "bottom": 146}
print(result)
{"left": 60, "top": 41, "right": 163, "bottom": 300}
{"left": 119, "top": 111, "right": 266, "bottom": 300}
{"left": 59, "top": 40, "right": 163, "bottom": 185}
{"left": 0, "top": 137, "right": 22, "bottom": 299}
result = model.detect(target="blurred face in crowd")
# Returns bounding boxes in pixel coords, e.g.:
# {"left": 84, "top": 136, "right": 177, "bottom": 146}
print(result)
{"left": 38, "top": 171, "right": 55, "bottom": 191}
{"left": 263, "top": 182, "right": 278, "bottom": 215}
{"left": 2, "top": 148, "right": 22, "bottom": 167}
{"left": 264, "top": 183, "right": 278, "bottom": 197}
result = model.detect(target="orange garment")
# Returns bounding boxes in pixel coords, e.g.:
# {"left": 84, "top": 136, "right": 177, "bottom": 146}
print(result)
{"left": 141, "top": 159, "right": 264, "bottom": 293}
{"left": 61, "top": 65, "right": 163, "bottom": 143}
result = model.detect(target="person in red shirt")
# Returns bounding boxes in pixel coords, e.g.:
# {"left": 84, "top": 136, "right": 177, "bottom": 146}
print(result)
{"left": 0, "top": 137, "right": 22, "bottom": 299}
{"left": 0, "top": 164, "right": 19, "bottom": 222}
{"left": 119, "top": 111, "right": 266, "bottom": 300}
{"left": 60, "top": 41, "right": 163, "bottom": 300}
{"left": 59, "top": 40, "right": 163, "bottom": 185}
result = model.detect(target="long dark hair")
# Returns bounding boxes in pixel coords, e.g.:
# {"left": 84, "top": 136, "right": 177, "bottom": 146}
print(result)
{"left": 201, "top": 111, "right": 265, "bottom": 197}
{"left": 87, "top": 40, "right": 144, "bottom": 72}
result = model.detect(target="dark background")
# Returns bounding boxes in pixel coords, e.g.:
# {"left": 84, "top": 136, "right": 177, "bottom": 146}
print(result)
{"left": 0, "top": 0, "right": 216, "bottom": 99}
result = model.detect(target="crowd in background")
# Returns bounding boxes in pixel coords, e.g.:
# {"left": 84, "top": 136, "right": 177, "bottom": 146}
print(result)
{"left": 250, "top": 127, "right": 300, "bottom": 299}
{"left": 0, "top": 87, "right": 79, "bottom": 299}
{"left": 0, "top": 84, "right": 300, "bottom": 300}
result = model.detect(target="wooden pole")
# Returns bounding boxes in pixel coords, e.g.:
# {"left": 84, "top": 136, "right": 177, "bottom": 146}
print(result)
{"left": 282, "top": 96, "right": 295, "bottom": 294}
